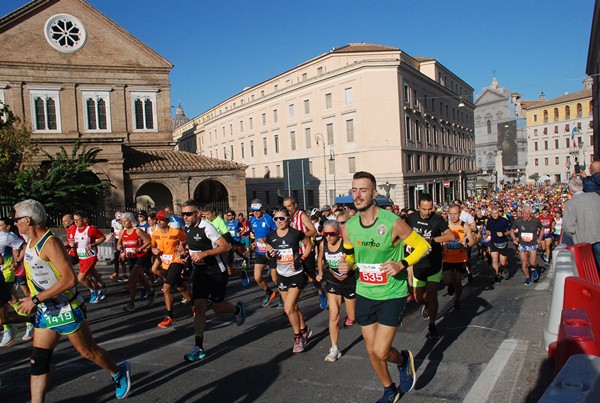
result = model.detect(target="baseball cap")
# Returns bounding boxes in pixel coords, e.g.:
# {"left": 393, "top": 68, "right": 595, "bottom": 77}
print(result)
{"left": 116, "top": 212, "right": 123, "bottom": 219}
{"left": 250, "top": 199, "right": 263, "bottom": 211}
{"left": 155, "top": 209, "right": 170, "bottom": 221}
{"left": 321, "top": 205, "right": 332, "bottom": 212}
{"left": 137, "top": 210, "right": 147, "bottom": 217}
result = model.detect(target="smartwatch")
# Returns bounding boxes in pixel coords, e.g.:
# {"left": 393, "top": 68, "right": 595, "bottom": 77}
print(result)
{"left": 32, "top": 295, "right": 41, "bottom": 305}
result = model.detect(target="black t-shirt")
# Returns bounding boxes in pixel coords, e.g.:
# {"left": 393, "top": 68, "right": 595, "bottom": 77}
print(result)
{"left": 405, "top": 212, "right": 448, "bottom": 275}
{"left": 266, "top": 227, "right": 305, "bottom": 277}
{"left": 185, "top": 220, "right": 226, "bottom": 274}
{"left": 486, "top": 216, "right": 512, "bottom": 244}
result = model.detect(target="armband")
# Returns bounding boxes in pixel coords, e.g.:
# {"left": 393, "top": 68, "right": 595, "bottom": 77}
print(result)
{"left": 342, "top": 243, "right": 356, "bottom": 265}
{"left": 403, "top": 231, "right": 432, "bottom": 267}
{"left": 400, "top": 259, "right": 409, "bottom": 268}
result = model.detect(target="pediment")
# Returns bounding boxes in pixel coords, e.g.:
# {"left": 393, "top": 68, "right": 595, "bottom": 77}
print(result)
{"left": 0, "top": 0, "right": 172, "bottom": 71}
{"left": 475, "top": 88, "right": 508, "bottom": 105}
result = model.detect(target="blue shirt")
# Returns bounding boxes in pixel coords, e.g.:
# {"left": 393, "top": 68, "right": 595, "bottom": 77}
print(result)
{"left": 250, "top": 214, "right": 277, "bottom": 255}
{"left": 226, "top": 219, "right": 241, "bottom": 243}
{"left": 486, "top": 216, "right": 512, "bottom": 243}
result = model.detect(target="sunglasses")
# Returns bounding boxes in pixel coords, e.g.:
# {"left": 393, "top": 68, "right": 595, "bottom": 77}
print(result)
{"left": 181, "top": 211, "right": 197, "bottom": 217}
{"left": 323, "top": 232, "right": 338, "bottom": 237}
{"left": 273, "top": 216, "right": 288, "bottom": 221}
{"left": 337, "top": 221, "right": 347, "bottom": 225}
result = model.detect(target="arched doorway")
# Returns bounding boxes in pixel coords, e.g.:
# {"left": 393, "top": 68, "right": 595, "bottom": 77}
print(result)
{"left": 136, "top": 182, "right": 173, "bottom": 211}
{"left": 194, "top": 179, "right": 229, "bottom": 212}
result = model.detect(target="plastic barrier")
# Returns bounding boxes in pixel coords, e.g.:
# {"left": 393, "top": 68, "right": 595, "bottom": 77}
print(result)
{"left": 567, "top": 243, "right": 600, "bottom": 284}
{"left": 544, "top": 254, "right": 577, "bottom": 351}
{"left": 539, "top": 354, "right": 600, "bottom": 402}
{"left": 548, "top": 244, "right": 568, "bottom": 281}
{"left": 97, "top": 242, "right": 114, "bottom": 261}
{"left": 550, "top": 277, "right": 600, "bottom": 374}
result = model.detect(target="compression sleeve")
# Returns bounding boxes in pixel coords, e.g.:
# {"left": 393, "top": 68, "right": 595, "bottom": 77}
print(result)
{"left": 403, "top": 231, "right": 431, "bottom": 266}
{"left": 342, "top": 243, "right": 356, "bottom": 265}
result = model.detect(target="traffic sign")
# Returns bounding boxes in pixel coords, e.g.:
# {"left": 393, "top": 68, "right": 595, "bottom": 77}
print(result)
{"left": 416, "top": 184, "right": 424, "bottom": 191}
{"left": 444, "top": 180, "right": 450, "bottom": 188}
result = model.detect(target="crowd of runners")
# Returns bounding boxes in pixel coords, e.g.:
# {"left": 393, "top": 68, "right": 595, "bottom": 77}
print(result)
{"left": 1, "top": 164, "right": 597, "bottom": 402}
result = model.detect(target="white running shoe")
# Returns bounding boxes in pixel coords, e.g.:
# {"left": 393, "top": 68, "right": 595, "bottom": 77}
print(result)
{"left": 22, "top": 323, "right": 34, "bottom": 341}
{"left": 0, "top": 326, "right": 18, "bottom": 347}
{"left": 324, "top": 346, "right": 342, "bottom": 362}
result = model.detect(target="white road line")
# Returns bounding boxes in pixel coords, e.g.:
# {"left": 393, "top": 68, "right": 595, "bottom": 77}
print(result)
{"left": 463, "top": 339, "right": 522, "bottom": 403}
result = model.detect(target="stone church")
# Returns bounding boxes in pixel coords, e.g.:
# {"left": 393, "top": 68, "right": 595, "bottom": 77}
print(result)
{"left": 0, "top": 0, "right": 247, "bottom": 214}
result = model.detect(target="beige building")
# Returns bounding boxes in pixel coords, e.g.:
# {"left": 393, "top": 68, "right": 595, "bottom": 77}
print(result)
{"left": 587, "top": 0, "right": 600, "bottom": 159}
{"left": 522, "top": 83, "right": 594, "bottom": 183}
{"left": 175, "top": 43, "right": 476, "bottom": 209}
{"left": 0, "top": 0, "right": 247, "bottom": 215}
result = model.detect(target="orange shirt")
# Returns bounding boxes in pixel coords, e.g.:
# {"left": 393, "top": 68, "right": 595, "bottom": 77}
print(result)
{"left": 443, "top": 222, "right": 468, "bottom": 263}
{"left": 151, "top": 227, "right": 187, "bottom": 269}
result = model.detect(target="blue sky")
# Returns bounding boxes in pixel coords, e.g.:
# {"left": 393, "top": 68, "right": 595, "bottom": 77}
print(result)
{"left": 1, "top": 0, "right": 595, "bottom": 118}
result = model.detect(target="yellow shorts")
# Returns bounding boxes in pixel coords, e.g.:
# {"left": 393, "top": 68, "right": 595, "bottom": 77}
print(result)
{"left": 413, "top": 269, "right": 442, "bottom": 288}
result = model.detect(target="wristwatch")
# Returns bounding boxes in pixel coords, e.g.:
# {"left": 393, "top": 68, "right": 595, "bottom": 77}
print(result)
{"left": 32, "top": 295, "right": 41, "bottom": 305}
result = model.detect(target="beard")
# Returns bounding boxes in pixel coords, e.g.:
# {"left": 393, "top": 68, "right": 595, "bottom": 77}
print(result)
{"left": 356, "top": 199, "right": 374, "bottom": 212}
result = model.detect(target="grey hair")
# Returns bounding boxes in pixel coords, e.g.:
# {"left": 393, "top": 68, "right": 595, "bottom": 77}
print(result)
{"left": 521, "top": 204, "right": 532, "bottom": 212}
{"left": 13, "top": 199, "right": 47, "bottom": 227}
{"left": 568, "top": 177, "right": 583, "bottom": 193}
{"left": 323, "top": 219, "right": 341, "bottom": 232}
{"left": 491, "top": 205, "right": 500, "bottom": 212}
{"left": 121, "top": 212, "right": 137, "bottom": 226}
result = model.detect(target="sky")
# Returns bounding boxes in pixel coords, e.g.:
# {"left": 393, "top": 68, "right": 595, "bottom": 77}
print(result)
{"left": 1, "top": 0, "right": 596, "bottom": 119}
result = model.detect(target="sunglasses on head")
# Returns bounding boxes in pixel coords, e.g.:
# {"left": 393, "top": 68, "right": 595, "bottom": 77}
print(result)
{"left": 273, "top": 216, "right": 288, "bottom": 221}
{"left": 323, "top": 231, "right": 338, "bottom": 237}
{"left": 181, "top": 211, "right": 197, "bottom": 217}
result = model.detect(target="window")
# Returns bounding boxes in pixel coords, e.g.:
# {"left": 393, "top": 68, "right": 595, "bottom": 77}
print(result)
{"left": 305, "top": 127, "right": 311, "bottom": 148}
{"left": 276, "top": 164, "right": 281, "bottom": 177}
{"left": 554, "top": 126, "right": 558, "bottom": 134}
{"left": 273, "top": 109, "right": 278, "bottom": 123}
{"left": 554, "top": 108, "right": 559, "bottom": 122}
{"left": 544, "top": 157, "right": 549, "bottom": 166}
{"left": 44, "top": 14, "right": 87, "bottom": 53}
{"left": 543, "top": 110, "right": 548, "bottom": 123}
{"left": 223, "top": 147, "right": 226, "bottom": 159}
{"left": 555, "top": 139, "right": 559, "bottom": 149}
{"left": 566, "top": 138, "right": 570, "bottom": 148}
{"left": 426, "top": 122, "right": 431, "bottom": 143}
{"left": 565, "top": 105, "right": 571, "bottom": 120}
{"left": 249, "top": 117, "right": 253, "bottom": 129}
{"left": 543, "top": 127, "right": 548, "bottom": 134}
{"left": 348, "top": 157, "right": 356, "bottom": 173}
{"left": 274, "top": 134, "right": 280, "bottom": 153}
{"left": 241, "top": 143, "right": 244, "bottom": 159}
{"left": 486, "top": 120, "right": 491, "bottom": 134}
{"left": 326, "top": 123, "right": 334, "bottom": 144}
{"left": 250, "top": 140, "right": 254, "bottom": 157}
{"left": 415, "top": 120, "right": 421, "bottom": 142}
{"left": 240, "top": 120, "right": 244, "bottom": 132}
{"left": 229, "top": 123, "right": 233, "bottom": 135}
{"left": 534, "top": 142, "right": 538, "bottom": 151}
{"left": 534, "top": 129, "right": 538, "bottom": 136}
{"left": 261, "top": 113, "right": 266, "bottom": 126}
{"left": 263, "top": 138, "right": 268, "bottom": 155}
{"left": 131, "top": 90, "right": 157, "bottom": 131}
{"left": 544, "top": 140, "right": 548, "bottom": 150}
{"left": 346, "top": 119, "right": 354, "bottom": 142}
{"left": 82, "top": 90, "right": 110, "bottom": 132}
{"left": 288, "top": 104, "right": 295, "bottom": 118}
{"left": 403, "top": 84, "right": 409, "bottom": 104}
{"left": 416, "top": 154, "right": 422, "bottom": 171}
{"left": 304, "top": 99, "right": 310, "bottom": 114}
{"left": 302, "top": 73, "right": 307, "bottom": 81}
{"left": 30, "top": 88, "right": 62, "bottom": 132}
{"left": 406, "top": 154, "right": 413, "bottom": 171}
{"left": 413, "top": 89, "right": 418, "bottom": 107}
{"left": 406, "top": 116, "right": 412, "bottom": 140}
{"left": 533, "top": 114, "right": 538, "bottom": 122}
{"left": 290, "top": 131, "right": 296, "bottom": 151}
{"left": 325, "top": 93, "right": 332, "bottom": 109}
{"left": 345, "top": 87, "right": 353, "bottom": 105}
{"left": 230, "top": 145, "right": 234, "bottom": 160}
{"left": 555, "top": 157, "right": 560, "bottom": 165}
{"left": 426, "top": 155, "right": 432, "bottom": 170}
{"left": 535, "top": 158, "right": 539, "bottom": 166}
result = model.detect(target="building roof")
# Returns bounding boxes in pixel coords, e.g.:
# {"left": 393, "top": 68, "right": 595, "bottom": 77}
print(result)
{"left": 331, "top": 43, "right": 399, "bottom": 53}
{"left": 521, "top": 89, "right": 592, "bottom": 110}
{"left": 172, "top": 101, "right": 190, "bottom": 130}
{"left": 124, "top": 149, "right": 247, "bottom": 174}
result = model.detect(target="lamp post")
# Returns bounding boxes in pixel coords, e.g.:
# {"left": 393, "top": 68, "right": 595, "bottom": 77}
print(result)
{"left": 329, "top": 145, "right": 336, "bottom": 201}
{"left": 444, "top": 155, "right": 465, "bottom": 205}
{"left": 315, "top": 133, "right": 328, "bottom": 205}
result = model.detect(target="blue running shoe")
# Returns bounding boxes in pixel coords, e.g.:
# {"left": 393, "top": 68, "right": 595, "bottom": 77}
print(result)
{"left": 235, "top": 301, "right": 247, "bottom": 326}
{"left": 524, "top": 278, "right": 532, "bottom": 285}
{"left": 184, "top": 346, "right": 206, "bottom": 362}
{"left": 113, "top": 361, "right": 131, "bottom": 399}
{"left": 376, "top": 384, "right": 400, "bottom": 403}
{"left": 319, "top": 293, "right": 328, "bottom": 310}
{"left": 531, "top": 268, "right": 539, "bottom": 282}
{"left": 89, "top": 290, "right": 98, "bottom": 304}
{"left": 241, "top": 270, "right": 249, "bottom": 288}
{"left": 398, "top": 350, "right": 416, "bottom": 394}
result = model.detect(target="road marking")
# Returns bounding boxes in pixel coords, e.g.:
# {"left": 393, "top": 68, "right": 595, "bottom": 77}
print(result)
{"left": 463, "top": 339, "right": 522, "bottom": 403}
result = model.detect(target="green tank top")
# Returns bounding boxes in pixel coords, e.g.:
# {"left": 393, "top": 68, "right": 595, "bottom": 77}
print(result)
{"left": 346, "top": 208, "right": 408, "bottom": 300}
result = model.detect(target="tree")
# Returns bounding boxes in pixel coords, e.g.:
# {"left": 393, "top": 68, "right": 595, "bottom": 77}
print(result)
{"left": 0, "top": 103, "right": 38, "bottom": 204}
{"left": 15, "top": 143, "right": 111, "bottom": 214}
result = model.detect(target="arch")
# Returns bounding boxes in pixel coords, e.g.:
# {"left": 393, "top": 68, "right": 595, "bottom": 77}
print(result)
{"left": 577, "top": 103, "right": 582, "bottom": 118}
{"left": 565, "top": 105, "right": 571, "bottom": 120}
{"left": 193, "top": 179, "right": 229, "bottom": 212}
{"left": 136, "top": 182, "right": 173, "bottom": 211}
{"left": 553, "top": 107, "right": 559, "bottom": 121}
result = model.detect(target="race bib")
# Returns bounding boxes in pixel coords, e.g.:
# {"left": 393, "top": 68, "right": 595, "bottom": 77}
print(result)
{"left": 43, "top": 304, "right": 75, "bottom": 329}
{"left": 160, "top": 254, "right": 173, "bottom": 266}
{"left": 277, "top": 248, "right": 294, "bottom": 264}
{"left": 357, "top": 263, "right": 387, "bottom": 285}
{"left": 543, "top": 228, "right": 551, "bottom": 235}
{"left": 125, "top": 247, "right": 137, "bottom": 258}
{"left": 521, "top": 232, "right": 534, "bottom": 242}
{"left": 256, "top": 241, "right": 268, "bottom": 253}
{"left": 229, "top": 230, "right": 236, "bottom": 237}
{"left": 76, "top": 247, "right": 89, "bottom": 258}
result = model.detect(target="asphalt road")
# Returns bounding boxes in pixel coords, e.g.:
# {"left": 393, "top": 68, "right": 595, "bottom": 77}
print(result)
{"left": 0, "top": 252, "right": 554, "bottom": 402}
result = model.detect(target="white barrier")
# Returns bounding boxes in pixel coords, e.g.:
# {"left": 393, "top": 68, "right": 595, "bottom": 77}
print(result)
{"left": 97, "top": 242, "right": 114, "bottom": 261}
{"left": 538, "top": 354, "right": 600, "bottom": 402}
{"left": 543, "top": 250, "right": 577, "bottom": 351}
{"left": 548, "top": 244, "right": 568, "bottom": 281}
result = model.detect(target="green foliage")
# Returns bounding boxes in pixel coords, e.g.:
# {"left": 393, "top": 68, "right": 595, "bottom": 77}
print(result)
{"left": 528, "top": 172, "right": 540, "bottom": 181}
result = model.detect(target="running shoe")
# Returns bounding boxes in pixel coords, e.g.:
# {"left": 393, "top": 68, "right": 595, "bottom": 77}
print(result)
{"left": 447, "top": 284, "right": 455, "bottom": 296}
{"left": 181, "top": 297, "right": 189, "bottom": 304}
{"left": 140, "top": 289, "right": 149, "bottom": 299}
{"left": 0, "top": 326, "right": 17, "bottom": 347}
{"left": 184, "top": 346, "right": 206, "bottom": 362}
{"left": 157, "top": 317, "right": 175, "bottom": 328}
{"left": 123, "top": 302, "right": 135, "bottom": 313}
{"left": 494, "top": 274, "right": 502, "bottom": 285}
{"left": 454, "top": 300, "right": 462, "bottom": 310}
{"left": 235, "top": 301, "right": 247, "bottom": 326}
{"left": 261, "top": 291, "right": 276, "bottom": 307}
{"left": 89, "top": 290, "right": 98, "bottom": 304}
{"left": 319, "top": 293, "right": 328, "bottom": 310}
{"left": 502, "top": 267, "right": 510, "bottom": 278}
{"left": 276, "top": 297, "right": 284, "bottom": 310}
{"left": 324, "top": 346, "right": 342, "bottom": 362}
{"left": 146, "top": 290, "right": 155, "bottom": 307}
{"left": 524, "top": 278, "right": 532, "bottom": 286}
{"left": 22, "top": 323, "right": 34, "bottom": 341}
{"left": 407, "top": 294, "right": 415, "bottom": 302}
{"left": 377, "top": 384, "right": 400, "bottom": 403}
{"left": 293, "top": 335, "right": 304, "bottom": 353}
{"left": 344, "top": 317, "right": 355, "bottom": 327}
{"left": 301, "top": 326, "right": 313, "bottom": 344}
{"left": 531, "top": 268, "right": 539, "bottom": 282}
{"left": 421, "top": 305, "right": 429, "bottom": 320}
{"left": 113, "top": 361, "right": 131, "bottom": 400}
{"left": 467, "top": 272, "right": 474, "bottom": 284}
{"left": 241, "top": 270, "right": 249, "bottom": 288}
{"left": 110, "top": 272, "right": 119, "bottom": 280}
{"left": 97, "top": 286, "right": 108, "bottom": 301}
{"left": 398, "top": 349, "right": 416, "bottom": 394}
{"left": 426, "top": 323, "right": 440, "bottom": 339}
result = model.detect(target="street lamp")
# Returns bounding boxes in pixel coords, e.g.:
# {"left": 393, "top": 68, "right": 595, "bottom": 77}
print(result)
{"left": 444, "top": 155, "right": 466, "bottom": 205}
{"left": 315, "top": 133, "right": 328, "bottom": 205}
{"left": 329, "top": 145, "right": 336, "bottom": 201}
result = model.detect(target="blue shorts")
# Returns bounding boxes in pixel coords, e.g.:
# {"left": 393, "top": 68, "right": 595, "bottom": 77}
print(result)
{"left": 36, "top": 305, "right": 86, "bottom": 335}
{"left": 518, "top": 244, "right": 539, "bottom": 253}
{"left": 16, "top": 275, "right": 27, "bottom": 287}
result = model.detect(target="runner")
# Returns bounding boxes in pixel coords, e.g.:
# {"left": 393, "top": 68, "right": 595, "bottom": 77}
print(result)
{"left": 225, "top": 210, "right": 250, "bottom": 279}
{"left": 14, "top": 199, "right": 131, "bottom": 401}
{"left": 151, "top": 209, "right": 192, "bottom": 328}
{"left": 61, "top": 214, "right": 79, "bottom": 267}
{"left": 248, "top": 200, "right": 278, "bottom": 306}
{"left": 266, "top": 208, "right": 313, "bottom": 353}
{"left": 538, "top": 207, "right": 554, "bottom": 265}
{"left": 136, "top": 211, "right": 150, "bottom": 233}
{"left": 72, "top": 211, "right": 107, "bottom": 303}
{"left": 405, "top": 194, "right": 455, "bottom": 339}
{"left": 283, "top": 196, "right": 327, "bottom": 310}
{"left": 486, "top": 205, "right": 512, "bottom": 284}
{"left": 316, "top": 219, "right": 356, "bottom": 361}
{"left": 109, "top": 211, "right": 125, "bottom": 281}
{"left": 442, "top": 205, "right": 475, "bottom": 310}
{"left": 511, "top": 205, "right": 543, "bottom": 285}
{"left": 553, "top": 210, "right": 563, "bottom": 246}
{"left": 117, "top": 212, "right": 154, "bottom": 313}
{"left": 180, "top": 200, "right": 247, "bottom": 362}
{"left": 338, "top": 171, "right": 431, "bottom": 402}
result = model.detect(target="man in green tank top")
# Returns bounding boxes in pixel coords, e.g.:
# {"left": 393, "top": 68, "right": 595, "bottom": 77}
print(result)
{"left": 338, "top": 172, "right": 432, "bottom": 402}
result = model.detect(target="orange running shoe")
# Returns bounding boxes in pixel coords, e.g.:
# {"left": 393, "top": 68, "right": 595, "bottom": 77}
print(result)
{"left": 157, "top": 317, "right": 175, "bottom": 328}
